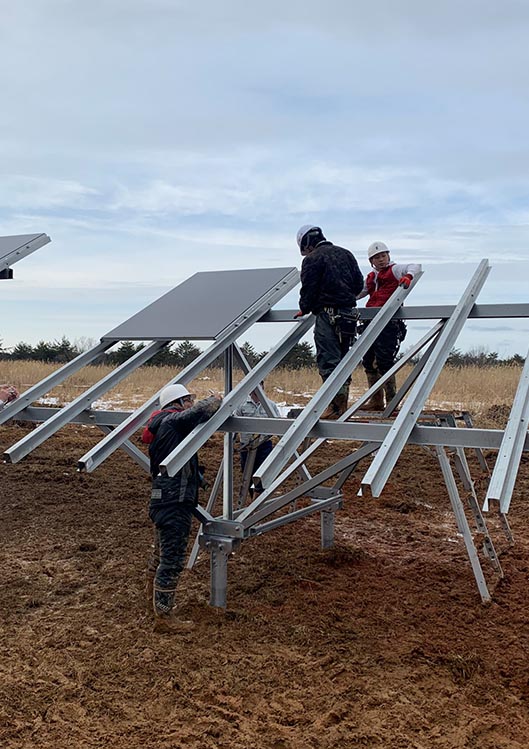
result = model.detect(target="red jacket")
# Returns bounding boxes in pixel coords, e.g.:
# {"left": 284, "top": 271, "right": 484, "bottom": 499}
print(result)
{"left": 359, "top": 262, "right": 421, "bottom": 308}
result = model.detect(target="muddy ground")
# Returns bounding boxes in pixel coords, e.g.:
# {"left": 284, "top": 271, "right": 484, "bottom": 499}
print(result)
{"left": 1, "top": 420, "right": 528, "bottom": 748}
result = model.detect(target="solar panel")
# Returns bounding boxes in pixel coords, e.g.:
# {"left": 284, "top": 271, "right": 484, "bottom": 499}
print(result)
{"left": 0, "top": 233, "right": 51, "bottom": 278}
{"left": 103, "top": 267, "right": 297, "bottom": 340}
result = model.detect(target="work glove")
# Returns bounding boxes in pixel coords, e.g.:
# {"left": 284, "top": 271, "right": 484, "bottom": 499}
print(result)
{"left": 293, "top": 310, "right": 305, "bottom": 319}
{"left": 398, "top": 274, "right": 413, "bottom": 289}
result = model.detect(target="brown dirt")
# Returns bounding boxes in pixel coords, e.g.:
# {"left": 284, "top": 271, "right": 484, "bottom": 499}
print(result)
{"left": 1, "top": 422, "right": 529, "bottom": 749}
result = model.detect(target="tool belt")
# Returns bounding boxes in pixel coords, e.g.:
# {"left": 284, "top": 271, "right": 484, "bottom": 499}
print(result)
{"left": 323, "top": 306, "right": 359, "bottom": 340}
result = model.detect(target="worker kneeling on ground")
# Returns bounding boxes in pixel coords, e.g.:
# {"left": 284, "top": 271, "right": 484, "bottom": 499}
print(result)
{"left": 142, "top": 383, "right": 222, "bottom": 633}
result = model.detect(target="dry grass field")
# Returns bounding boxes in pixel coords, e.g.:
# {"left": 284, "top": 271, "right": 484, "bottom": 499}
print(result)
{"left": 0, "top": 360, "right": 522, "bottom": 424}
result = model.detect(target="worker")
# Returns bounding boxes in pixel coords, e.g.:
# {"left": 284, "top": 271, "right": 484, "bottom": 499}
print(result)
{"left": 357, "top": 241, "right": 421, "bottom": 410}
{"left": 294, "top": 225, "right": 363, "bottom": 419}
{"left": 142, "top": 383, "right": 222, "bottom": 632}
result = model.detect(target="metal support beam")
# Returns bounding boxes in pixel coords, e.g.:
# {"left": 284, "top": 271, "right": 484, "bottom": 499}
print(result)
{"left": 259, "top": 303, "right": 529, "bottom": 323}
{"left": 158, "top": 315, "right": 315, "bottom": 477}
{"left": 254, "top": 275, "right": 421, "bottom": 489}
{"left": 233, "top": 343, "right": 312, "bottom": 483}
{"left": 320, "top": 508, "right": 336, "bottom": 549}
{"left": 187, "top": 463, "right": 224, "bottom": 569}
{"left": 223, "top": 346, "right": 235, "bottom": 520}
{"left": 436, "top": 447, "right": 491, "bottom": 603}
{"left": 199, "top": 535, "right": 240, "bottom": 609}
{"left": 361, "top": 260, "right": 491, "bottom": 498}
{"left": 0, "top": 340, "right": 114, "bottom": 425}
{"left": 4, "top": 340, "right": 170, "bottom": 464}
{"left": 77, "top": 275, "right": 301, "bottom": 473}
{"left": 484, "top": 345, "right": 529, "bottom": 514}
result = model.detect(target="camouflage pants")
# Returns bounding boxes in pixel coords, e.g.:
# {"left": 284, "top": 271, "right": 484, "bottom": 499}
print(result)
{"left": 148, "top": 488, "right": 194, "bottom": 614}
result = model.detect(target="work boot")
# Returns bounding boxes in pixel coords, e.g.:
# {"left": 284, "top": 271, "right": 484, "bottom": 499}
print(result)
{"left": 153, "top": 586, "right": 194, "bottom": 633}
{"left": 384, "top": 374, "right": 398, "bottom": 414}
{"left": 333, "top": 391, "right": 349, "bottom": 418}
{"left": 321, "top": 400, "right": 339, "bottom": 420}
{"left": 153, "top": 612, "right": 195, "bottom": 634}
{"left": 363, "top": 371, "right": 384, "bottom": 411}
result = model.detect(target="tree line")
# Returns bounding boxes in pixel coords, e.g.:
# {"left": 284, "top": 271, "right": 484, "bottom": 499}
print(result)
{"left": 0, "top": 336, "right": 524, "bottom": 369}
{"left": 0, "top": 336, "right": 317, "bottom": 370}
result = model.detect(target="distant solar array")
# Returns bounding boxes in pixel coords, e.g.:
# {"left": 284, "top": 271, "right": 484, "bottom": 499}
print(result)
{"left": 0, "top": 233, "right": 51, "bottom": 279}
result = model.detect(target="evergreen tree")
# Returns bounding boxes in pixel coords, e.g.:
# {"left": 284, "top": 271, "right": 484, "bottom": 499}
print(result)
{"left": 174, "top": 340, "right": 202, "bottom": 368}
{"left": 278, "top": 341, "right": 316, "bottom": 370}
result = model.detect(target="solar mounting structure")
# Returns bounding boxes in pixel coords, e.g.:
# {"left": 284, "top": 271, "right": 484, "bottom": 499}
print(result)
{"left": 2, "top": 261, "right": 529, "bottom": 608}
{"left": 0, "top": 233, "right": 51, "bottom": 279}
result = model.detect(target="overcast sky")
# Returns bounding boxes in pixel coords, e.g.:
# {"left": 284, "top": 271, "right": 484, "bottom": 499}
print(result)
{"left": 1, "top": 0, "right": 528, "bottom": 357}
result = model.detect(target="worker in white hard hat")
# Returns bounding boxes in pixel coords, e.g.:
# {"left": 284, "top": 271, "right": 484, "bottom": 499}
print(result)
{"left": 0, "top": 384, "right": 19, "bottom": 410}
{"left": 357, "top": 242, "right": 421, "bottom": 411}
{"left": 141, "top": 383, "right": 222, "bottom": 632}
{"left": 294, "top": 225, "right": 364, "bottom": 419}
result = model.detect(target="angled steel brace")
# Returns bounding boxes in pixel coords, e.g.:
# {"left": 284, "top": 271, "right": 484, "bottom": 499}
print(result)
{"left": 239, "top": 442, "right": 378, "bottom": 529}
{"left": 0, "top": 340, "right": 114, "bottom": 425}
{"left": 484, "top": 345, "right": 529, "bottom": 514}
{"left": 97, "top": 425, "right": 150, "bottom": 473}
{"left": 253, "top": 275, "right": 422, "bottom": 489}
{"left": 233, "top": 342, "right": 312, "bottom": 483}
{"left": 4, "top": 340, "right": 170, "bottom": 464}
{"left": 226, "top": 321, "right": 443, "bottom": 508}
{"left": 249, "top": 495, "right": 343, "bottom": 537}
{"left": 187, "top": 462, "right": 224, "bottom": 570}
{"left": 159, "top": 315, "right": 315, "bottom": 477}
{"left": 77, "top": 276, "right": 300, "bottom": 473}
{"left": 348, "top": 321, "right": 444, "bottom": 418}
{"left": 361, "top": 259, "right": 491, "bottom": 498}
{"left": 436, "top": 446, "right": 491, "bottom": 603}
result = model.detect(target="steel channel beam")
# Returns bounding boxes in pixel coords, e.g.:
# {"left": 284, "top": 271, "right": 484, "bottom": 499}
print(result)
{"left": 4, "top": 340, "right": 170, "bottom": 464}
{"left": 254, "top": 275, "right": 422, "bottom": 489}
{"left": 233, "top": 343, "right": 312, "bottom": 483}
{"left": 0, "top": 340, "right": 114, "bottom": 425}
{"left": 484, "top": 346, "right": 529, "bottom": 514}
{"left": 436, "top": 446, "right": 491, "bottom": 603}
{"left": 97, "top": 425, "right": 150, "bottom": 472}
{"left": 226, "top": 322, "right": 444, "bottom": 506}
{"left": 223, "top": 347, "right": 235, "bottom": 520}
{"left": 7, "top": 407, "right": 130, "bottom": 427}
{"left": 249, "top": 496, "right": 342, "bottom": 536}
{"left": 0, "top": 233, "right": 51, "bottom": 272}
{"left": 224, "top": 416, "right": 529, "bottom": 452}
{"left": 159, "top": 315, "right": 315, "bottom": 477}
{"left": 260, "top": 303, "right": 529, "bottom": 323}
{"left": 240, "top": 442, "right": 377, "bottom": 529}
{"left": 77, "top": 273, "right": 299, "bottom": 473}
{"left": 361, "top": 259, "right": 491, "bottom": 498}
{"left": 348, "top": 321, "right": 444, "bottom": 418}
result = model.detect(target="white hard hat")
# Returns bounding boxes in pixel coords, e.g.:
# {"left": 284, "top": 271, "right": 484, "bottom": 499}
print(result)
{"left": 367, "top": 241, "right": 389, "bottom": 260}
{"left": 296, "top": 224, "right": 320, "bottom": 248}
{"left": 159, "top": 384, "right": 195, "bottom": 409}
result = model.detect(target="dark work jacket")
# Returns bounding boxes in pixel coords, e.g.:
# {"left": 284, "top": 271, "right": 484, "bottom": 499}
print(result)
{"left": 142, "top": 396, "right": 221, "bottom": 503}
{"left": 299, "top": 241, "right": 364, "bottom": 315}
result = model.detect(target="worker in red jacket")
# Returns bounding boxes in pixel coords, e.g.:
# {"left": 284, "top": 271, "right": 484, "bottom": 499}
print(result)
{"left": 142, "top": 383, "right": 222, "bottom": 632}
{"left": 357, "top": 242, "right": 421, "bottom": 411}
